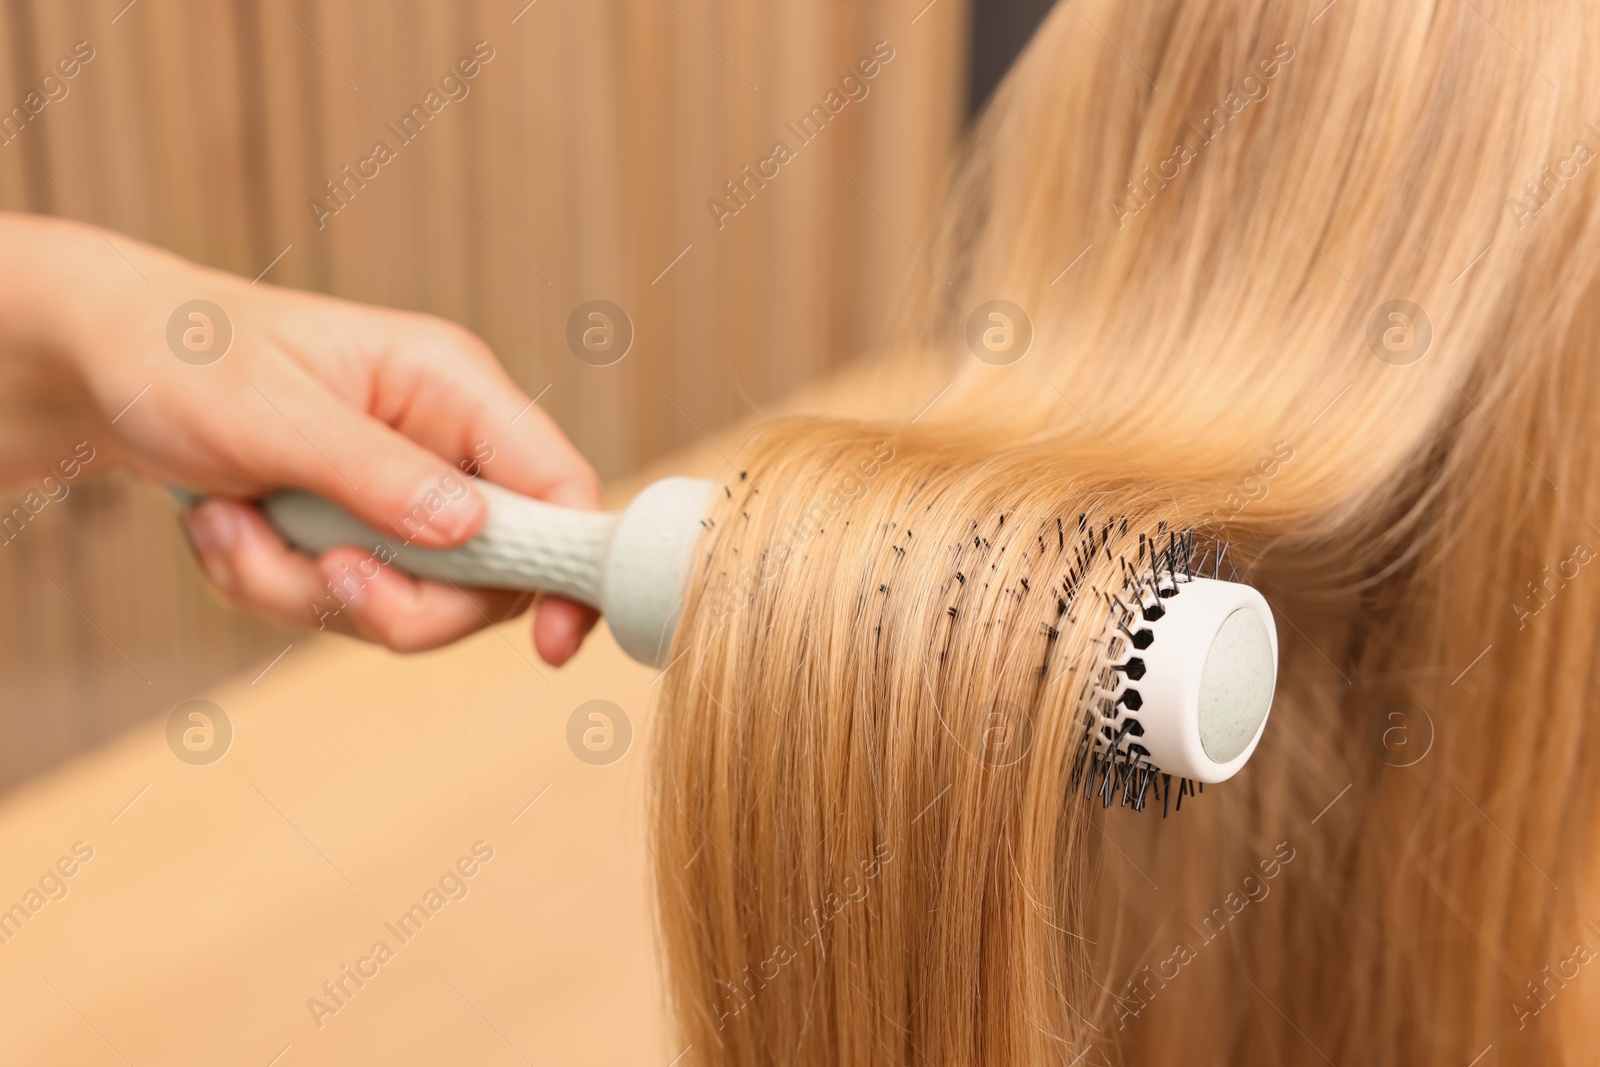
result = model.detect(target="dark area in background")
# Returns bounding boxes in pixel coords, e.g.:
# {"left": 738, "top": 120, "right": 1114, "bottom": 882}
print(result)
{"left": 967, "top": 0, "right": 1056, "bottom": 119}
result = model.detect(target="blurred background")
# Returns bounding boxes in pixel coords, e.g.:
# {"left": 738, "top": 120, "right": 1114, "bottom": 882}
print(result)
{"left": 0, "top": 0, "right": 1053, "bottom": 791}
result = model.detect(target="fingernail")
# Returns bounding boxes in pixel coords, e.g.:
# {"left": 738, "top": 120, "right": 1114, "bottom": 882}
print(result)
{"left": 184, "top": 504, "right": 239, "bottom": 594}
{"left": 406, "top": 476, "right": 485, "bottom": 542}
{"left": 184, "top": 502, "right": 238, "bottom": 553}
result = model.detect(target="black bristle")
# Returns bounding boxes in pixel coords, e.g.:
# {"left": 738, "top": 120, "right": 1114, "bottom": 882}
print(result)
{"left": 1110, "top": 718, "right": 1138, "bottom": 751}
{"left": 1122, "top": 751, "right": 1145, "bottom": 806}
{"left": 1075, "top": 522, "right": 1211, "bottom": 819}
{"left": 1071, "top": 730, "right": 1093, "bottom": 786}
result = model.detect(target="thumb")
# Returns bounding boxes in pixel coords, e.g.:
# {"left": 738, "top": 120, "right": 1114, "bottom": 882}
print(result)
{"left": 251, "top": 383, "right": 487, "bottom": 549}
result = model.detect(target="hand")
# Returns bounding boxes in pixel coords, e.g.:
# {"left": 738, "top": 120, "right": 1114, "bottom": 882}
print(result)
{"left": 0, "top": 212, "right": 601, "bottom": 664}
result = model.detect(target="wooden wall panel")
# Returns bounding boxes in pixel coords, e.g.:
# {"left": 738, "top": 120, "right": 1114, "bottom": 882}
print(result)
{"left": 0, "top": 0, "right": 968, "bottom": 791}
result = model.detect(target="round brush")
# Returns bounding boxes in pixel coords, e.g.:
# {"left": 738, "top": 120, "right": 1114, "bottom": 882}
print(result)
{"left": 241, "top": 480, "right": 1277, "bottom": 788}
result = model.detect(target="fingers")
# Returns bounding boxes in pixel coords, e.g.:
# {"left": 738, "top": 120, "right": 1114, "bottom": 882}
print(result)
{"left": 183, "top": 498, "right": 532, "bottom": 652}
{"left": 534, "top": 597, "right": 601, "bottom": 666}
{"left": 217, "top": 306, "right": 605, "bottom": 661}
{"left": 371, "top": 320, "right": 604, "bottom": 657}
{"left": 379, "top": 321, "right": 603, "bottom": 510}
{"left": 313, "top": 547, "right": 533, "bottom": 653}
{"left": 242, "top": 370, "right": 488, "bottom": 550}
{"left": 182, "top": 497, "right": 356, "bottom": 636}
{"left": 490, "top": 401, "right": 602, "bottom": 510}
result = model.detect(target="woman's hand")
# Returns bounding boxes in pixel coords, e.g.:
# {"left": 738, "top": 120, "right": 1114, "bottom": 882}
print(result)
{"left": 0, "top": 211, "right": 600, "bottom": 664}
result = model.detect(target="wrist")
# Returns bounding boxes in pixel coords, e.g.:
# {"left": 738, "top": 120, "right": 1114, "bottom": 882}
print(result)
{"left": 0, "top": 214, "right": 129, "bottom": 479}
{"left": 0, "top": 211, "right": 220, "bottom": 393}
{"left": 0, "top": 212, "right": 111, "bottom": 370}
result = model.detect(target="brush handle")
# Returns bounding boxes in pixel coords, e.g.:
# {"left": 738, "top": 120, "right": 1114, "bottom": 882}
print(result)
{"left": 262, "top": 482, "right": 618, "bottom": 602}
{"left": 246, "top": 477, "right": 717, "bottom": 668}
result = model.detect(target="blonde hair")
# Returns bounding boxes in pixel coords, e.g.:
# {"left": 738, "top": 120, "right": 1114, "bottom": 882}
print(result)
{"left": 654, "top": 1, "right": 1600, "bottom": 1063}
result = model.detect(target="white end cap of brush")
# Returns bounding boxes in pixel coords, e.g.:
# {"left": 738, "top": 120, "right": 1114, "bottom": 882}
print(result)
{"left": 257, "top": 476, "right": 718, "bottom": 669}
{"left": 596, "top": 477, "right": 718, "bottom": 666}
{"left": 1115, "top": 576, "right": 1278, "bottom": 783}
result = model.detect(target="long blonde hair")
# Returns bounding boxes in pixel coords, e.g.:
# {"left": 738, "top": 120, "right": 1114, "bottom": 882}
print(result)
{"left": 654, "top": 2, "right": 1600, "bottom": 1063}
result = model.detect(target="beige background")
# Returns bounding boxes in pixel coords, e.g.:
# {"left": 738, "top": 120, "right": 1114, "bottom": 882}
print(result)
{"left": 0, "top": 2, "right": 965, "bottom": 1060}
{"left": 0, "top": 0, "right": 966, "bottom": 790}
{"left": 0, "top": 549, "right": 681, "bottom": 1064}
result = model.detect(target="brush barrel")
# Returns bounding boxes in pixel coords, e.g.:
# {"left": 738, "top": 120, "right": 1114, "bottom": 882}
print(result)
{"left": 259, "top": 477, "right": 717, "bottom": 668}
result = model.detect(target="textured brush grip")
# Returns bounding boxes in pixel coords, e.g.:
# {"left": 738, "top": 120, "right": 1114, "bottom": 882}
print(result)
{"left": 243, "top": 475, "right": 718, "bottom": 668}
{"left": 261, "top": 482, "right": 621, "bottom": 609}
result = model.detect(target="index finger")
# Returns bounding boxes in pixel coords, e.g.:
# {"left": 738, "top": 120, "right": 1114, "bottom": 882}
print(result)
{"left": 374, "top": 321, "right": 601, "bottom": 509}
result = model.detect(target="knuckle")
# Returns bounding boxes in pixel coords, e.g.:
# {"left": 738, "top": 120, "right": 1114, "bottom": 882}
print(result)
{"left": 428, "top": 317, "right": 494, "bottom": 363}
